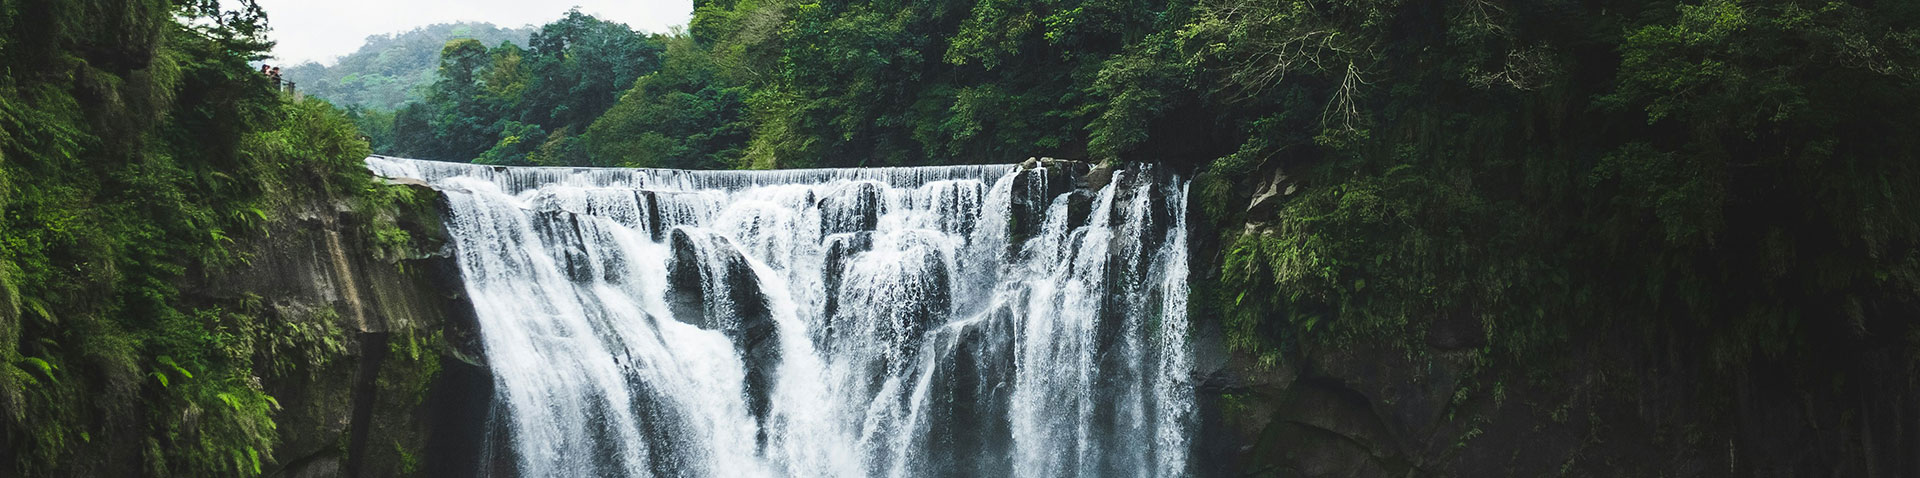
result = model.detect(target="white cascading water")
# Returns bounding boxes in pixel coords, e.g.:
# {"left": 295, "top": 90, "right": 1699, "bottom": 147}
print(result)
{"left": 367, "top": 156, "right": 1194, "bottom": 478}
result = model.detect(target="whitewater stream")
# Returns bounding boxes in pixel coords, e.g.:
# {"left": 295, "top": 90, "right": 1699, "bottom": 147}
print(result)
{"left": 368, "top": 157, "right": 1195, "bottom": 478}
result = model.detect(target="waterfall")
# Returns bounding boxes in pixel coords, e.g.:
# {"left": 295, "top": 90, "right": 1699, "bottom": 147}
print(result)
{"left": 368, "top": 157, "right": 1195, "bottom": 478}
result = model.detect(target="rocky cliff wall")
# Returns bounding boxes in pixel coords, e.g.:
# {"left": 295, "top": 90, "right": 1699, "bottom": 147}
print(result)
{"left": 184, "top": 180, "right": 493, "bottom": 478}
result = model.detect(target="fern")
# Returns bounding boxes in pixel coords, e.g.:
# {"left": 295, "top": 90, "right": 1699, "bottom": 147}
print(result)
{"left": 23, "top": 297, "right": 55, "bottom": 325}
{"left": 19, "top": 356, "right": 57, "bottom": 384}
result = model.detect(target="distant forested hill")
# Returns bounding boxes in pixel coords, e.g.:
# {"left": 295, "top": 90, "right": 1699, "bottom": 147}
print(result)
{"left": 370, "top": 10, "right": 669, "bottom": 163}
{"left": 280, "top": 22, "right": 535, "bottom": 110}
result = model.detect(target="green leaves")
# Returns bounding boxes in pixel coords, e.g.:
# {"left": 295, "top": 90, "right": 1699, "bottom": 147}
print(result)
{"left": 1087, "top": 32, "right": 1190, "bottom": 158}
{"left": 22, "top": 296, "right": 55, "bottom": 326}
{"left": 154, "top": 374, "right": 281, "bottom": 477}
{"left": 1191, "top": 9, "right": 1920, "bottom": 460}
{"left": 0, "top": 2, "right": 390, "bottom": 472}
{"left": 1606, "top": 0, "right": 1920, "bottom": 129}
{"left": 378, "top": 12, "right": 667, "bottom": 163}
{"left": 216, "top": 392, "right": 246, "bottom": 412}
{"left": 1588, "top": 142, "right": 1726, "bottom": 247}
{"left": 173, "top": 0, "right": 271, "bottom": 56}
{"left": 19, "top": 356, "right": 57, "bottom": 383}
{"left": 946, "top": 0, "right": 1042, "bottom": 69}
{"left": 589, "top": 35, "right": 751, "bottom": 169}
{"left": 151, "top": 355, "right": 193, "bottom": 388}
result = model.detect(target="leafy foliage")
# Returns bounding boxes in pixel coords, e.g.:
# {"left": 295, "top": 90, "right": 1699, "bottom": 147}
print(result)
{"left": 369, "top": 10, "right": 669, "bottom": 165}
{"left": 1192, "top": 3, "right": 1920, "bottom": 469}
{"left": 0, "top": 1, "right": 387, "bottom": 475}
{"left": 587, "top": 35, "right": 751, "bottom": 169}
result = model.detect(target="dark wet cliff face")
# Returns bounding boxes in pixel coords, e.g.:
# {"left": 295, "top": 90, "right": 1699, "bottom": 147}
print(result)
{"left": 185, "top": 179, "right": 493, "bottom": 478}
{"left": 1183, "top": 165, "right": 1920, "bottom": 478}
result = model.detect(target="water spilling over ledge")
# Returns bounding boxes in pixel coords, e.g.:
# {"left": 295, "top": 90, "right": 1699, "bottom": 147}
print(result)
{"left": 368, "top": 156, "right": 1196, "bottom": 478}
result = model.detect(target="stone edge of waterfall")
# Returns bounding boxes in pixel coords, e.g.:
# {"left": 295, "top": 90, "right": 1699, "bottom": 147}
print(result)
{"left": 367, "top": 155, "right": 1020, "bottom": 185}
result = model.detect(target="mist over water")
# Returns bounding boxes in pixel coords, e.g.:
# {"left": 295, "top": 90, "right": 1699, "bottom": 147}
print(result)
{"left": 368, "top": 157, "right": 1195, "bottom": 478}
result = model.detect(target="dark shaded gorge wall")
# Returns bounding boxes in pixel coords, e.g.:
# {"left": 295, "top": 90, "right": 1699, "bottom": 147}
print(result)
{"left": 187, "top": 179, "right": 493, "bottom": 478}
{"left": 1181, "top": 164, "right": 1920, "bottom": 478}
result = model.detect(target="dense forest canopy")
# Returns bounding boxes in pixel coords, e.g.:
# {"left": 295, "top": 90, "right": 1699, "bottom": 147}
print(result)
{"left": 375, "top": 10, "right": 670, "bottom": 164}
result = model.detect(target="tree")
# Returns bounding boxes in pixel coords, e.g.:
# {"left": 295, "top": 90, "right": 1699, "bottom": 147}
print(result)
{"left": 588, "top": 35, "right": 750, "bottom": 169}
{"left": 390, "top": 102, "right": 437, "bottom": 158}
{"left": 422, "top": 38, "right": 508, "bottom": 161}
{"left": 519, "top": 9, "right": 667, "bottom": 133}
{"left": 376, "top": 11, "right": 666, "bottom": 164}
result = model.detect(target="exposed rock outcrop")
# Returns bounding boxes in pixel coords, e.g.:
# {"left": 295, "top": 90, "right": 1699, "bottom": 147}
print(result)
{"left": 664, "top": 228, "right": 782, "bottom": 442}
{"left": 189, "top": 180, "right": 491, "bottom": 478}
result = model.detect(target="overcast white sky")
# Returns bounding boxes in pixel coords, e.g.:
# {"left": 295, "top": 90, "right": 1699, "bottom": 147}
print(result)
{"left": 252, "top": 0, "right": 693, "bottom": 65}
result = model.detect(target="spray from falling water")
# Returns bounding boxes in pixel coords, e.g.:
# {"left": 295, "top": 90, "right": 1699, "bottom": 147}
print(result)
{"left": 368, "top": 157, "right": 1195, "bottom": 478}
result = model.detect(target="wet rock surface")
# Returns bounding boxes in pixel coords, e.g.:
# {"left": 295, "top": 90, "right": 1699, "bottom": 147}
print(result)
{"left": 664, "top": 227, "right": 782, "bottom": 438}
{"left": 193, "top": 181, "right": 491, "bottom": 478}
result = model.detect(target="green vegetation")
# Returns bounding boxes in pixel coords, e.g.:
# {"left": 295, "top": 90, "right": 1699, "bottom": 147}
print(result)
{"left": 1, "top": 0, "right": 1915, "bottom": 472}
{"left": 365, "top": 330, "right": 444, "bottom": 477}
{"left": 353, "top": 0, "right": 1920, "bottom": 404}
{"left": 1180, "top": 5, "right": 1920, "bottom": 468}
{"left": 0, "top": 1, "right": 412, "bottom": 475}
{"left": 1197, "top": 0, "right": 1920, "bottom": 369}
{"left": 383, "top": 10, "right": 669, "bottom": 164}
{"left": 587, "top": 34, "right": 751, "bottom": 170}
{"left": 357, "top": 0, "right": 1919, "bottom": 467}
{"left": 279, "top": 22, "right": 536, "bottom": 111}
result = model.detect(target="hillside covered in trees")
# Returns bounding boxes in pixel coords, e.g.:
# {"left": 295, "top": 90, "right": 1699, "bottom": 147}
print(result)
{"left": 357, "top": 11, "right": 669, "bottom": 165}
{"left": 278, "top": 22, "right": 535, "bottom": 111}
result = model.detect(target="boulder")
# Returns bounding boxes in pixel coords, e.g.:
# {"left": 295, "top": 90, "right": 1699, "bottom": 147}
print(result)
{"left": 663, "top": 228, "right": 781, "bottom": 442}
{"left": 1245, "top": 167, "right": 1291, "bottom": 220}
{"left": 822, "top": 232, "right": 876, "bottom": 322}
